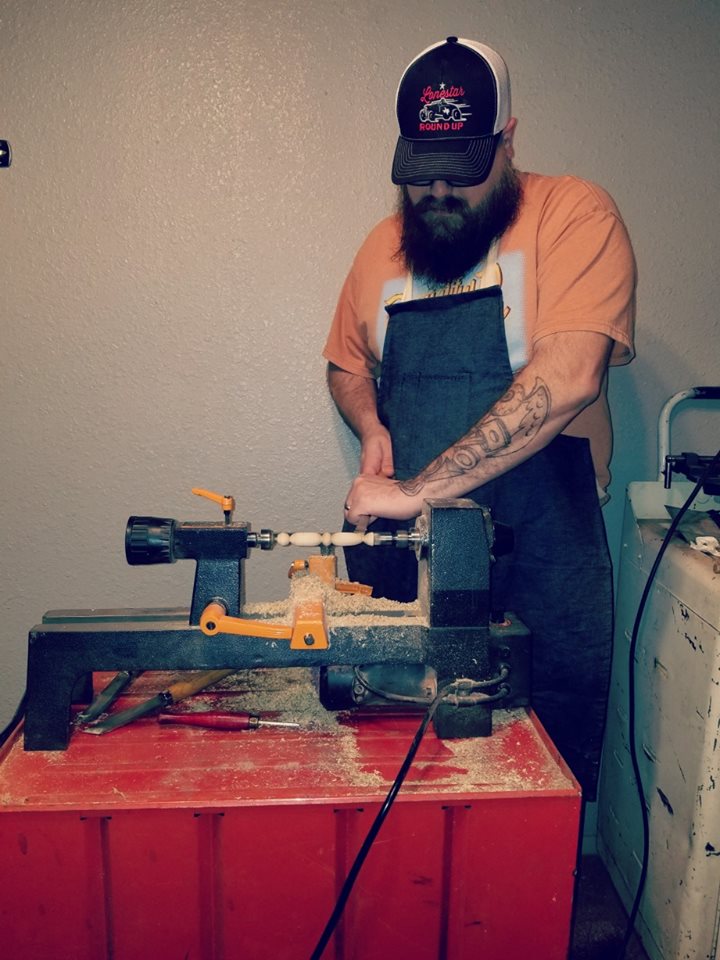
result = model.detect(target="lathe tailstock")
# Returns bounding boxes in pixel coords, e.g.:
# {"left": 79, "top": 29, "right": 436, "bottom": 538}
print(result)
{"left": 23, "top": 496, "right": 530, "bottom": 750}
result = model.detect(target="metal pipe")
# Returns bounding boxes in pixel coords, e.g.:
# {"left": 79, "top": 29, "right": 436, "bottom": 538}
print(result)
{"left": 657, "top": 387, "right": 720, "bottom": 480}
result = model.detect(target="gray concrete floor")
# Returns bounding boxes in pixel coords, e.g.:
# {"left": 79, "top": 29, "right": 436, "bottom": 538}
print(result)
{"left": 569, "top": 856, "right": 650, "bottom": 960}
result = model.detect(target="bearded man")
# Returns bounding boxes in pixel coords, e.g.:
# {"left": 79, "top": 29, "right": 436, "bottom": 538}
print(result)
{"left": 322, "top": 37, "right": 636, "bottom": 799}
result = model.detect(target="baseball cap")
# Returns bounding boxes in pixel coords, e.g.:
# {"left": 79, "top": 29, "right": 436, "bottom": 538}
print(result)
{"left": 391, "top": 36, "right": 511, "bottom": 186}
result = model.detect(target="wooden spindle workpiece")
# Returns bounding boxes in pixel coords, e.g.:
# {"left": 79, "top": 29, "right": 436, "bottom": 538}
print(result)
{"left": 274, "top": 531, "right": 377, "bottom": 548}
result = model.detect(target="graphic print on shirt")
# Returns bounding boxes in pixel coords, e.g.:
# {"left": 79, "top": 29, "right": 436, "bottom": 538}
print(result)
{"left": 375, "top": 249, "right": 528, "bottom": 374}
{"left": 418, "top": 82, "right": 471, "bottom": 132}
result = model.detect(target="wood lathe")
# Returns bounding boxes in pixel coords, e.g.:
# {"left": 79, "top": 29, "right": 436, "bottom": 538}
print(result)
{"left": 23, "top": 489, "right": 531, "bottom": 751}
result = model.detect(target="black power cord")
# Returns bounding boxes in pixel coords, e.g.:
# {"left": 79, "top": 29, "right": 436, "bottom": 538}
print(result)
{"left": 352, "top": 664, "right": 511, "bottom": 706}
{"left": 618, "top": 448, "right": 720, "bottom": 959}
{"left": 309, "top": 681, "right": 455, "bottom": 960}
{"left": 0, "top": 690, "right": 27, "bottom": 751}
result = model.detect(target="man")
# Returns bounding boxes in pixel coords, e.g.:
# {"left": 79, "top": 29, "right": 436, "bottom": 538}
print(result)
{"left": 323, "top": 37, "right": 636, "bottom": 799}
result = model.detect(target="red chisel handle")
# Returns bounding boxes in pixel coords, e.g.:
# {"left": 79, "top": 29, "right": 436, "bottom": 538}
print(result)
{"left": 158, "top": 711, "right": 298, "bottom": 730}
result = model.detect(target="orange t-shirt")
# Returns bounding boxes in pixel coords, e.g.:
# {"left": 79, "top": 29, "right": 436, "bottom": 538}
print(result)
{"left": 323, "top": 172, "right": 636, "bottom": 493}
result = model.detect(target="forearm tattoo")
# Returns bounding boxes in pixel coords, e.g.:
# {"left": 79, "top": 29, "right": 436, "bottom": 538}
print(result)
{"left": 399, "top": 379, "right": 551, "bottom": 496}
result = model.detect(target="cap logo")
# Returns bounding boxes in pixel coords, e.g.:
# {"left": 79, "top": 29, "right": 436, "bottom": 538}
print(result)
{"left": 418, "top": 83, "right": 471, "bottom": 132}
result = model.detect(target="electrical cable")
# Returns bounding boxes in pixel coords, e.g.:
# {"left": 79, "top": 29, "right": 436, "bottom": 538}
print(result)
{"left": 351, "top": 664, "right": 510, "bottom": 706}
{"left": 617, "top": 448, "right": 720, "bottom": 959}
{"left": 308, "top": 680, "right": 455, "bottom": 960}
{"left": 351, "top": 666, "right": 432, "bottom": 705}
{"left": 0, "top": 690, "right": 27, "bottom": 751}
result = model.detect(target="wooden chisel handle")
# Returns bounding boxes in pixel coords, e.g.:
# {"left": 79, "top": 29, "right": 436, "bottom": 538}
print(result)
{"left": 166, "top": 669, "right": 235, "bottom": 702}
{"left": 158, "top": 711, "right": 300, "bottom": 730}
{"left": 159, "top": 711, "right": 259, "bottom": 730}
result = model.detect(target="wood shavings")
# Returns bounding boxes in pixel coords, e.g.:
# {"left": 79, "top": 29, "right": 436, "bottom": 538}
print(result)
{"left": 200, "top": 667, "right": 339, "bottom": 730}
{"left": 243, "top": 572, "right": 423, "bottom": 626}
{"left": 195, "top": 667, "right": 387, "bottom": 788}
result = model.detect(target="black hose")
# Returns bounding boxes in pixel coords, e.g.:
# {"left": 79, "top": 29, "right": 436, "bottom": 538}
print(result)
{"left": 309, "top": 682, "right": 454, "bottom": 960}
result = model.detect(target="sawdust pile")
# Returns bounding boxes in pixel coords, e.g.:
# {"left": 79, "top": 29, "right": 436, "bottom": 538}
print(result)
{"left": 205, "top": 667, "right": 338, "bottom": 729}
{"left": 197, "top": 667, "right": 386, "bottom": 787}
{"left": 243, "top": 572, "right": 423, "bottom": 627}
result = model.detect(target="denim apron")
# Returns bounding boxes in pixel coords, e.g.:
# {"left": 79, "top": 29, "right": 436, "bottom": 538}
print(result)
{"left": 344, "top": 279, "right": 613, "bottom": 799}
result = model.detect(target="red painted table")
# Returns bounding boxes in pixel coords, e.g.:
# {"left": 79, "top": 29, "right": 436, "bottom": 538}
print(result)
{"left": 0, "top": 670, "right": 581, "bottom": 960}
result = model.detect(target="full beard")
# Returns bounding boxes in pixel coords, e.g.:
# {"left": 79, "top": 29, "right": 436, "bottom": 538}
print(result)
{"left": 396, "top": 162, "right": 523, "bottom": 286}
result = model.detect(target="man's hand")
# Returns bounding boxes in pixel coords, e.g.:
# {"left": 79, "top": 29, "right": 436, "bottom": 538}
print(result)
{"left": 343, "top": 473, "right": 423, "bottom": 527}
{"left": 352, "top": 425, "right": 394, "bottom": 531}
{"left": 327, "top": 363, "right": 396, "bottom": 522}
{"left": 359, "top": 427, "right": 394, "bottom": 477}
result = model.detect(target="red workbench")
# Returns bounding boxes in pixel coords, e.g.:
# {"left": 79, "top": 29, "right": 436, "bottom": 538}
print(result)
{"left": 0, "top": 669, "right": 581, "bottom": 960}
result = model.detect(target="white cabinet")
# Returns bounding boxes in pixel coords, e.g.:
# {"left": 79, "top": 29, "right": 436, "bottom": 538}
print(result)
{"left": 598, "top": 481, "right": 720, "bottom": 960}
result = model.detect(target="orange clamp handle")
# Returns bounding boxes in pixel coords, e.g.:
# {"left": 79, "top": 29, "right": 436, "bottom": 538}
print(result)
{"left": 199, "top": 600, "right": 328, "bottom": 650}
{"left": 192, "top": 488, "right": 236, "bottom": 519}
{"left": 200, "top": 602, "right": 292, "bottom": 640}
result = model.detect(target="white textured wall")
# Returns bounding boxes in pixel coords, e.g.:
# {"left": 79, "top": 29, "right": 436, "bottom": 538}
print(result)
{"left": 1, "top": 0, "right": 718, "bottom": 728}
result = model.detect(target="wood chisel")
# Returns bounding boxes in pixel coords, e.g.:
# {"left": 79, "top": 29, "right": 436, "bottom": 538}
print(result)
{"left": 75, "top": 670, "right": 142, "bottom": 724}
{"left": 78, "top": 669, "right": 236, "bottom": 735}
{"left": 158, "top": 711, "right": 299, "bottom": 730}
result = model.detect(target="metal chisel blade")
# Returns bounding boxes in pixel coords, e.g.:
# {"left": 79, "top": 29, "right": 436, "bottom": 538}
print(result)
{"left": 78, "top": 693, "right": 168, "bottom": 735}
{"left": 75, "top": 670, "right": 141, "bottom": 724}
